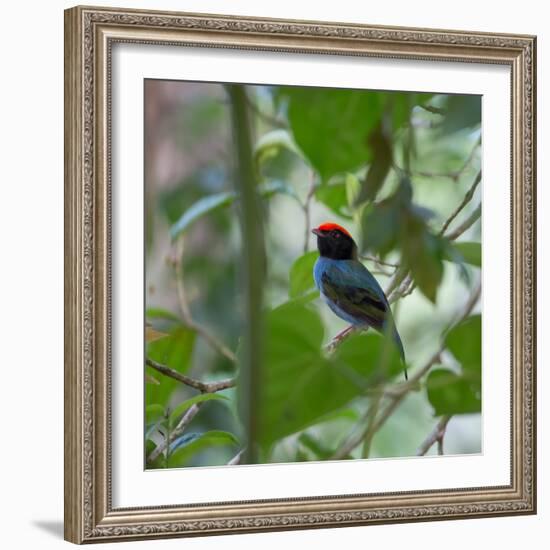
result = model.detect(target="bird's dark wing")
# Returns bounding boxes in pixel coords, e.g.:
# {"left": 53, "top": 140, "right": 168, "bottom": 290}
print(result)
{"left": 320, "top": 262, "right": 389, "bottom": 331}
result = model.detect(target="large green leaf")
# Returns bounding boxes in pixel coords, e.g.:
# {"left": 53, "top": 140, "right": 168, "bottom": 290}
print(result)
{"left": 334, "top": 332, "right": 404, "bottom": 384}
{"left": 289, "top": 251, "right": 318, "bottom": 298}
{"left": 167, "top": 430, "right": 239, "bottom": 468}
{"left": 255, "top": 302, "right": 403, "bottom": 450}
{"left": 426, "top": 315, "right": 482, "bottom": 415}
{"left": 282, "top": 87, "right": 383, "bottom": 181}
{"left": 426, "top": 369, "right": 481, "bottom": 415}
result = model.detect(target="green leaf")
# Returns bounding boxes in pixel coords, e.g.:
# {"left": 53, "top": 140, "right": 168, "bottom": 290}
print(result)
{"left": 446, "top": 315, "right": 482, "bottom": 376}
{"left": 170, "top": 191, "right": 237, "bottom": 241}
{"left": 146, "top": 326, "right": 196, "bottom": 407}
{"left": 356, "top": 125, "right": 393, "bottom": 204}
{"left": 333, "top": 332, "right": 404, "bottom": 384}
{"left": 404, "top": 224, "right": 445, "bottom": 303}
{"left": 441, "top": 95, "right": 481, "bottom": 135}
{"left": 426, "top": 369, "right": 481, "bottom": 415}
{"left": 361, "top": 177, "right": 411, "bottom": 257}
{"left": 345, "top": 172, "right": 361, "bottom": 208}
{"left": 282, "top": 87, "right": 383, "bottom": 181}
{"left": 254, "top": 129, "right": 305, "bottom": 167}
{"left": 145, "top": 404, "right": 166, "bottom": 424}
{"left": 255, "top": 303, "right": 403, "bottom": 450}
{"left": 257, "top": 179, "right": 300, "bottom": 202}
{"left": 426, "top": 316, "right": 481, "bottom": 415}
{"left": 167, "top": 430, "right": 239, "bottom": 468}
{"left": 145, "top": 308, "right": 182, "bottom": 323}
{"left": 169, "top": 393, "right": 229, "bottom": 429}
{"left": 289, "top": 251, "right": 318, "bottom": 298}
{"left": 391, "top": 92, "right": 434, "bottom": 130}
{"left": 449, "top": 242, "right": 481, "bottom": 268}
{"left": 315, "top": 182, "right": 350, "bottom": 218}
{"left": 170, "top": 182, "right": 301, "bottom": 242}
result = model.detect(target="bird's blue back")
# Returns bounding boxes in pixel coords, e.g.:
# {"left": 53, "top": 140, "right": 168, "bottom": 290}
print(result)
{"left": 313, "top": 256, "right": 405, "bottom": 362}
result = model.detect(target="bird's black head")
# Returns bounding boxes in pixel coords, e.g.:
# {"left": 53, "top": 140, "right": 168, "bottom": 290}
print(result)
{"left": 312, "top": 223, "right": 358, "bottom": 260}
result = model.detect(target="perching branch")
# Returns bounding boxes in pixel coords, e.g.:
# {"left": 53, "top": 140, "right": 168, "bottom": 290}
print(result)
{"left": 416, "top": 415, "right": 452, "bottom": 456}
{"left": 172, "top": 239, "right": 238, "bottom": 364}
{"left": 145, "top": 357, "right": 236, "bottom": 393}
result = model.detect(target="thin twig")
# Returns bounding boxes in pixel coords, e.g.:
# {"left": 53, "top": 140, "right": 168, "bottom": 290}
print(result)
{"left": 446, "top": 205, "right": 481, "bottom": 240}
{"left": 148, "top": 403, "right": 202, "bottom": 463}
{"left": 418, "top": 104, "right": 447, "bottom": 116}
{"left": 361, "top": 255, "right": 400, "bottom": 268}
{"left": 396, "top": 136, "right": 480, "bottom": 182}
{"left": 172, "top": 240, "right": 238, "bottom": 363}
{"left": 416, "top": 415, "right": 452, "bottom": 456}
{"left": 227, "top": 448, "right": 245, "bottom": 465}
{"left": 331, "top": 349, "right": 441, "bottom": 460}
{"left": 145, "top": 357, "right": 236, "bottom": 393}
{"left": 438, "top": 171, "right": 482, "bottom": 236}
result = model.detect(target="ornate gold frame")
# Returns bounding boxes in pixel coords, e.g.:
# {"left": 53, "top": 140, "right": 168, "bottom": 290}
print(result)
{"left": 64, "top": 5, "right": 537, "bottom": 544}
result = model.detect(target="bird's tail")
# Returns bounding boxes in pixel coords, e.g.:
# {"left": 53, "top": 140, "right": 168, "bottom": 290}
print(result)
{"left": 392, "top": 327, "right": 408, "bottom": 380}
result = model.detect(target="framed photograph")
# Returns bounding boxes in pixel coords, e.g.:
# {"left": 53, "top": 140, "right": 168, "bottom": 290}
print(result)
{"left": 64, "top": 5, "right": 537, "bottom": 544}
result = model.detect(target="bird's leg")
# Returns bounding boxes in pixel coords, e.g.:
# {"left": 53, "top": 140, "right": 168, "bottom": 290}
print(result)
{"left": 335, "top": 325, "right": 356, "bottom": 340}
{"left": 325, "top": 325, "right": 356, "bottom": 352}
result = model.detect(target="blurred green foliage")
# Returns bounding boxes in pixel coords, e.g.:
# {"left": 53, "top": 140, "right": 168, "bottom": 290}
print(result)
{"left": 144, "top": 81, "right": 482, "bottom": 468}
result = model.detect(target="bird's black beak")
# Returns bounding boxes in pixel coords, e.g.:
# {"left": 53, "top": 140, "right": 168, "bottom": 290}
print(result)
{"left": 312, "top": 228, "right": 323, "bottom": 237}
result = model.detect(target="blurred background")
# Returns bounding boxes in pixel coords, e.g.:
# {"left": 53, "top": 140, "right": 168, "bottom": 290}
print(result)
{"left": 144, "top": 79, "right": 482, "bottom": 469}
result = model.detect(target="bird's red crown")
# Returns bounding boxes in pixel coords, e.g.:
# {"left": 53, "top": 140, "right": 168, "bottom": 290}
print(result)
{"left": 315, "top": 222, "right": 352, "bottom": 238}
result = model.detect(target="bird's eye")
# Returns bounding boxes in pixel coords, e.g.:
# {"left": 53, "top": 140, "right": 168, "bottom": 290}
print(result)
{"left": 332, "top": 230, "right": 340, "bottom": 238}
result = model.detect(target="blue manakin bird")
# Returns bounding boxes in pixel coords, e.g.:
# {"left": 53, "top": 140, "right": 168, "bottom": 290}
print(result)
{"left": 312, "top": 222, "right": 407, "bottom": 379}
